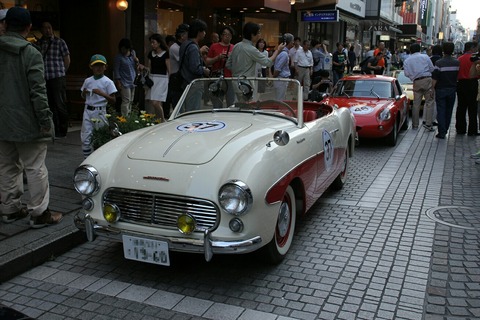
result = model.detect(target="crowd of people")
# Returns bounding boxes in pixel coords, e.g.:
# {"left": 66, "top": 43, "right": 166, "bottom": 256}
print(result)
{"left": 1, "top": 5, "right": 480, "bottom": 232}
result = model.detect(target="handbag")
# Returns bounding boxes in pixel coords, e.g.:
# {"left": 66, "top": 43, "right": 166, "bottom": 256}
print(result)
{"left": 134, "top": 69, "right": 154, "bottom": 88}
{"left": 144, "top": 74, "right": 154, "bottom": 88}
{"left": 170, "top": 41, "right": 194, "bottom": 91}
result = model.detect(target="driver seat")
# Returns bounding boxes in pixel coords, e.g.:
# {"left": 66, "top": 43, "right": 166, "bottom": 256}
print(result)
{"left": 303, "top": 110, "right": 317, "bottom": 122}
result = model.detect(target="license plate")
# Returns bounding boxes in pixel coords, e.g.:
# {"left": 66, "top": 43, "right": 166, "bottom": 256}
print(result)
{"left": 122, "top": 235, "right": 170, "bottom": 266}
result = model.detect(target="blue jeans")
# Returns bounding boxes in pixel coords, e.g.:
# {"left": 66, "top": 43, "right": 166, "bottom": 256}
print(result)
{"left": 333, "top": 70, "right": 343, "bottom": 86}
{"left": 436, "top": 87, "right": 457, "bottom": 136}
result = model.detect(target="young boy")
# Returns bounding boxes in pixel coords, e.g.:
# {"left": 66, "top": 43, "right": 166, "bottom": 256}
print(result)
{"left": 80, "top": 54, "right": 117, "bottom": 158}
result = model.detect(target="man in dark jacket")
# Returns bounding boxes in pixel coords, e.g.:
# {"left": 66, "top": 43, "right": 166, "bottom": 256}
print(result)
{"left": 0, "top": 7, "right": 62, "bottom": 228}
{"left": 432, "top": 42, "right": 459, "bottom": 139}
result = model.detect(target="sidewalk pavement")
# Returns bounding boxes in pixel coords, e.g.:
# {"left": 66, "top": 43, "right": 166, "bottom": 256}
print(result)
{"left": 0, "top": 119, "right": 479, "bottom": 319}
{"left": 0, "top": 123, "right": 87, "bottom": 283}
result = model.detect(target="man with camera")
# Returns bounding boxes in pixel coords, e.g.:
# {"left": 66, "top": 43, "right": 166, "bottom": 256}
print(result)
{"left": 456, "top": 41, "right": 479, "bottom": 136}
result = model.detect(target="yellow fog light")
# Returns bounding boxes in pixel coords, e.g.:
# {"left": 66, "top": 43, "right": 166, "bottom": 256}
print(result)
{"left": 103, "top": 203, "right": 120, "bottom": 223}
{"left": 177, "top": 213, "right": 196, "bottom": 234}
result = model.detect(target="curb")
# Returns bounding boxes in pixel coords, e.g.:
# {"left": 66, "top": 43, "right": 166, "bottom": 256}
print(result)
{"left": 0, "top": 216, "right": 86, "bottom": 283}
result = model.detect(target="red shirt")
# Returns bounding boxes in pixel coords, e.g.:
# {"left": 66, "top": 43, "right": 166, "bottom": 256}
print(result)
{"left": 207, "top": 42, "right": 233, "bottom": 77}
{"left": 374, "top": 48, "right": 385, "bottom": 67}
{"left": 457, "top": 52, "right": 477, "bottom": 80}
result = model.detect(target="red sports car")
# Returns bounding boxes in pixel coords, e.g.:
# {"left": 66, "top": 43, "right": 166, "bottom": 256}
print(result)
{"left": 321, "top": 75, "right": 409, "bottom": 146}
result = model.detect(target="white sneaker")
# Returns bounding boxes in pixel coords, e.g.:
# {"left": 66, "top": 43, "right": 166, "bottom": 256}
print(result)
{"left": 423, "top": 124, "right": 434, "bottom": 132}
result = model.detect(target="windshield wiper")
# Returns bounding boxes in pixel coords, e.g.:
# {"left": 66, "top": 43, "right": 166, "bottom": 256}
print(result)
{"left": 370, "top": 87, "right": 380, "bottom": 99}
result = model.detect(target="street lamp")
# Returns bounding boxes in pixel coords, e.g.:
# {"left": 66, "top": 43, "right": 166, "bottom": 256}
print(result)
{"left": 116, "top": 0, "right": 128, "bottom": 11}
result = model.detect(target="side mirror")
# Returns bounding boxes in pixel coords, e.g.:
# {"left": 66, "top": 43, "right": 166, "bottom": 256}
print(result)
{"left": 266, "top": 130, "right": 290, "bottom": 147}
{"left": 109, "top": 122, "right": 122, "bottom": 137}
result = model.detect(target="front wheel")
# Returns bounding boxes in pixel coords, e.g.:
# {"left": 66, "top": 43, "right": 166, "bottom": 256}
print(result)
{"left": 401, "top": 113, "right": 409, "bottom": 130}
{"left": 331, "top": 146, "right": 349, "bottom": 190}
{"left": 264, "top": 185, "right": 296, "bottom": 264}
{"left": 386, "top": 120, "right": 398, "bottom": 146}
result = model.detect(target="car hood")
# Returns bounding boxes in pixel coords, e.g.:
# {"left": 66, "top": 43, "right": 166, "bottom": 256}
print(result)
{"left": 126, "top": 118, "right": 252, "bottom": 164}
{"left": 324, "top": 97, "right": 392, "bottom": 115}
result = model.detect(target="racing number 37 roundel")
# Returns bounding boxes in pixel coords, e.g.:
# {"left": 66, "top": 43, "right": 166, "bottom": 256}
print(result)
{"left": 323, "top": 129, "right": 334, "bottom": 172}
{"left": 177, "top": 121, "right": 226, "bottom": 132}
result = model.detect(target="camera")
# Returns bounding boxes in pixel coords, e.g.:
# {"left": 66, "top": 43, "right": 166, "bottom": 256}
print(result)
{"left": 281, "top": 35, "right": 286, "bottom": 44}
{"left": 470, "top": 52, "right": 479, "bottom": 62}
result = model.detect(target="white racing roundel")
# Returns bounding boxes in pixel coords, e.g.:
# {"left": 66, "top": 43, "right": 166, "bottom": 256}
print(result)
{"left": 323, "top": 129, "right": 334, "bottom": 172}
{"left": 177, "top": 121, "right": 226, "bottom": 132}
{"left": 350, "top": 105, "right": 374, "bottom": 115}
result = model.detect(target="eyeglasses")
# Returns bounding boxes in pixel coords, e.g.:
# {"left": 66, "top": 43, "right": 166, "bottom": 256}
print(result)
{"left": 222, "top": 33, "right": 232, "bottom": 37}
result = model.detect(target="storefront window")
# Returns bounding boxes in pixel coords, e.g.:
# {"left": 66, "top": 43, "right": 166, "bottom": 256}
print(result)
{"left": 245, "top": 16, "right": 280, "bottom": 49}
{"left": 307, "top": 22, "right": 333, "bottom": 43}
{"left": 157, "top": 8, "right": 183, "bottom": 36}
{"left": 345, "top": 24, "right": 356, "bottom": 43}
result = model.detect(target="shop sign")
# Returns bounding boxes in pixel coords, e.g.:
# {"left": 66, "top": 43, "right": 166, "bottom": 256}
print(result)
{"left": 301, "top": 10, "right": 339, "bottom": 22}
{"left": 337, "top": 0, "right": 365, "bottom": 16}
{"left": 368, "top": 24, "right": 390, "bottom": 32}
{"left": 419, "top": 0, "right": 428, "bottom": 26}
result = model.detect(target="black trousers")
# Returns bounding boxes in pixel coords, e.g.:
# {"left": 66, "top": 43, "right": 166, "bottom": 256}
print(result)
{"left": 455, "top": 79, "right": 478, "bottom": 134}
{"left": 46, "top": 76, "right": 69, "bottom": 137}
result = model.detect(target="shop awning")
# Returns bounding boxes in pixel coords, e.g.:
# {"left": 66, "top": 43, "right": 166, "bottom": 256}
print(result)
{"left": 339, "top": 14, "right": 359, "bottom": 26}
{"left": 389, "top": 26, "right": 403, "bottom": 34}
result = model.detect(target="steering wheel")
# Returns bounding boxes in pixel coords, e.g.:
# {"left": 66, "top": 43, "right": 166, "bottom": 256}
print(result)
{"left": 255, "top": 100, "right": 296, "bottom": 117}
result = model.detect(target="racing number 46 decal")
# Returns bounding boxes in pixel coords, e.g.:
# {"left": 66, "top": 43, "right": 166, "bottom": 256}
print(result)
{"left": 323, "top": 129, "right": 334, "bottom": 172}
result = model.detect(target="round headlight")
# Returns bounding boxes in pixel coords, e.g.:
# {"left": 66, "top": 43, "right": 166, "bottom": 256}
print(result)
{"left": 177, "top": 213, "right": 196, "bottom": 234}
{"left": 103, "top": 203, "right": 120, "bottom": 223}
{"left": 74, "top": 165, "right": 100, "bottom": 196}
{"left": 378, "top": 108, "right": 391, "bottom": 121}
{"left": 229, "top": 218, "right": 244, "bottom": 233}
{"left": 219, "top": 180, "right": 252, "bottom": 216}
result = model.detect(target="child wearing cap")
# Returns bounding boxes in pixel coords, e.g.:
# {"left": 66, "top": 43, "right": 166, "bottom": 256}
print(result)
{"left": 80, "top": 54, "right": 117, "bottom": 158}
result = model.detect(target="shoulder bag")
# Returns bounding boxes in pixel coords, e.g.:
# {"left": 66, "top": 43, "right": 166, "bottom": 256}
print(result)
{"left": 170, "top": 42, "right": 194, "bottom": 89}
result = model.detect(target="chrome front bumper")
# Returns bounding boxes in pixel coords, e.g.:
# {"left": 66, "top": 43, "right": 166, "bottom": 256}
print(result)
{"left": 74, "top": 212, "right": 263, "bottom": 262}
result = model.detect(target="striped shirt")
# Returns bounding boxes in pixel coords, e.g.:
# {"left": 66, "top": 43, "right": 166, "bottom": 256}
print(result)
{"left": 432, "top": 56, "right": 460, "bottom": 89}
{"left": 38, "top": 36, "right": 70, "bottom": 80}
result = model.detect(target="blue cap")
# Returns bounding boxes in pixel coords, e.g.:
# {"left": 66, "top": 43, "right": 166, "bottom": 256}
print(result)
{"left": 6, "top": 7, "right": 31, "bottom": 26}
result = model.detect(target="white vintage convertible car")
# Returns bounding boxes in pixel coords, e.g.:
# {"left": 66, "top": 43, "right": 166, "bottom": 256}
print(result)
{"left": 74, "top": 77, "right": 356, "bottom": 266}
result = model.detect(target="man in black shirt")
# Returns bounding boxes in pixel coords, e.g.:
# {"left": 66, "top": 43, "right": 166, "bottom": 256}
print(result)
{"left": 432, "top": 42, "right": 460, "bottom": 139}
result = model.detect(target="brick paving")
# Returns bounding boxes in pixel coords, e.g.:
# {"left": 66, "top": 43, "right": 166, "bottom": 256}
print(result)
{"left": 0, "top": 116, "right": 479, "bottom": 320}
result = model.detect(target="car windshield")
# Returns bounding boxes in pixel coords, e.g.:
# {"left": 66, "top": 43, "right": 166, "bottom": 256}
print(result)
{"left": 172, "top": 77, "right": 302, "bottom": 121}
{"left": 396, "top": 71, "right": 412, "bottom": 85}
{"left": 332, "top": 79, "right": 393, "bottom": 99}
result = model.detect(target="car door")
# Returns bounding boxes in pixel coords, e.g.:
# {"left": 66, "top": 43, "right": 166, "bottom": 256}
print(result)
{"left": 304, "top": 112, "right": 342, "bottom": 201}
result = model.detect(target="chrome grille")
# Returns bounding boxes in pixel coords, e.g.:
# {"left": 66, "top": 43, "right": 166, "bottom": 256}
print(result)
{"left": 103, "top": 188, "right": 219, "bottom": 231}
